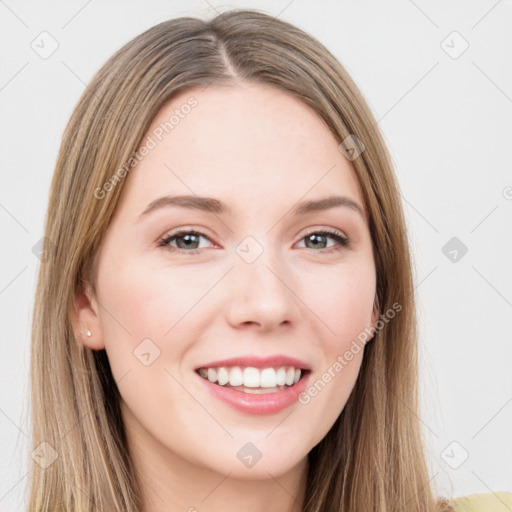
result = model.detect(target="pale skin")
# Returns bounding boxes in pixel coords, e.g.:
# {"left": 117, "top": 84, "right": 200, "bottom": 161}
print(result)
{"left": 72, "top": 82, "right": 380, "bottom": 512}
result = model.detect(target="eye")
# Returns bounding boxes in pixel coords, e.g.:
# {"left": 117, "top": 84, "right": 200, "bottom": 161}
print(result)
{"left": 158, "top": 229, "right": 214, "bottom": 255}
{"left": 297, "top": 229, "right": 350, "bottom": 253}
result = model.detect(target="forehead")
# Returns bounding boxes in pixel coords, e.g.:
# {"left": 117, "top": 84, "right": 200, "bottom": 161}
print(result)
{"left": 116, "top": 82, "right": 365, "bottom": 221}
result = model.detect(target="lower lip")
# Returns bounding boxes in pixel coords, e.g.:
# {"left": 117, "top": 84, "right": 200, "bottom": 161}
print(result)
{"left": 196, "top": 371, "right": 312, "bottom": 415}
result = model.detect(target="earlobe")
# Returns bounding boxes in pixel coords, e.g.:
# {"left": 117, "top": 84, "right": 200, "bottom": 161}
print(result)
{"left": 70, "top": 280, "right": 105, "bottom": 350}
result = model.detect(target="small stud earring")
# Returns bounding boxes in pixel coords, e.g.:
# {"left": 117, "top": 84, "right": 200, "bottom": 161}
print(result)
{"left": 80, "top": 328, "right": 92, "bottom": 337}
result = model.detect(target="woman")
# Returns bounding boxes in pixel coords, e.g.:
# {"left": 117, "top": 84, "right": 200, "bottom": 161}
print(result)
{"left": 28, "top": 8, "right": 507, "bottom": 512}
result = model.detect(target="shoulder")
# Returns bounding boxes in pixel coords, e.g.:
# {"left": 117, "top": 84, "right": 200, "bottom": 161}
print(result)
{"left": 449, "top": 492, "right": 512, "bottom": 512}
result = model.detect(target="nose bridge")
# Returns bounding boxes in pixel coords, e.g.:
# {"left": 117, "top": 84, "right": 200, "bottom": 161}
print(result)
{"left": 225, "top": 235, "right": 299, "bottom": 328}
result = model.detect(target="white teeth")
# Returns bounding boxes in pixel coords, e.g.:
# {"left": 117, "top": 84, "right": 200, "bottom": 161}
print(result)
{"left": 197, "top": 365, "right": 305, "bottom": 388}
{"left": 229, "top": 367, "right": 243, "bottom": 387}
{"left": 243, "top": 367, "right": 260, "bottom": 388}
{"left": 276, "top": 367, "right": 286, "bottom": 386}
{"left": 285, "top": 367, "right": 295, "bottom": 386}
{"left": 260, "top": 368, "right": 276, "bottom": 388}
{"left": 207, "top": 368, "right": 217, "bottom": 383}
{"left": 217, "top": 367, "right": 230, "bottom": 386}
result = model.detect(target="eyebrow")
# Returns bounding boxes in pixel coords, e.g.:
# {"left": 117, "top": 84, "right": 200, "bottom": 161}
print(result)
{"left": 137, "top": 194, "right": 365, "bottom": 220}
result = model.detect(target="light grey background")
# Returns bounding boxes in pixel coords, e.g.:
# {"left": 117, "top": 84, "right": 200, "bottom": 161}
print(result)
{"left": 1, "top": 1, "right": 511, "bottom": 510}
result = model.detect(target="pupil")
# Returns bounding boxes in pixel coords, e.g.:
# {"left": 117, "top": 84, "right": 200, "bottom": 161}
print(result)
{"left": 307, "top": 234, "right": 326, "bottom": 249}
{"left": 178, "top": 234, "right": 198, "bottom": 249}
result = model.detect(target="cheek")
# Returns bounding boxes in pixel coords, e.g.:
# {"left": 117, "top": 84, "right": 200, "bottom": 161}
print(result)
{"left": 300, "top": 259, "right": 376, "bottom": 344}
{"left": 96, "top": 256, "right": 219, "bottom": 382}
{"left": 96, "top": 263, "right": 195, "bottom": 417}
{"left": 295, "top": 262, "right": 374, "bottom": 438}
{"left": 94, "top": 259, "right": 173, "bottom": 381}
{"left": 98, "top": 259, "right": 189, "bottom": 341}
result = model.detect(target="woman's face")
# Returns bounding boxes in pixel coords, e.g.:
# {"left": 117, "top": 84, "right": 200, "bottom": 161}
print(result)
{"left": 77, "top": 82, "right": 379, "bottom": 479}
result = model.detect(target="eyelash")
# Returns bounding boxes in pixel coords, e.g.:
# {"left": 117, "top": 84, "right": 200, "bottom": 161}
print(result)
{"left": 157, "top": 228, "right": 350, "bottom": 256}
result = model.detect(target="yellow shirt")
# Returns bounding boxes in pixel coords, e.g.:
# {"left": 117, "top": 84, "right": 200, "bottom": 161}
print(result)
{"left": 449, "top": 492, "right": 512, "bottom": 512}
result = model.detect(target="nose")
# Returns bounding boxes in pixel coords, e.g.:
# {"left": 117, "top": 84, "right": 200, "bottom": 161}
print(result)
{"left": 224, "top": 251, "right": 301, "bottom": 332}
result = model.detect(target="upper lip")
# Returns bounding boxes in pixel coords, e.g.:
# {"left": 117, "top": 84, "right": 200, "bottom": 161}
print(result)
{"left": 195, "top": 355, "right": 312, "bottom": 371}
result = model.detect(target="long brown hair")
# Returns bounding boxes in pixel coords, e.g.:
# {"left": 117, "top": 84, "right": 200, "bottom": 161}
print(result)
{"left": 28, "top": 9, "right": 453, "bottom": 511}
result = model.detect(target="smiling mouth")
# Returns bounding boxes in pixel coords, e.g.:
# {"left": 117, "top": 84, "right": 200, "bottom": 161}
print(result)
{"left": 195, "top": 366, "right": 311, "bottom": 394}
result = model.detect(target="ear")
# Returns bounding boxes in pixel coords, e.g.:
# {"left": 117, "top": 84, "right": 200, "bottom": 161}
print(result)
{"left": 69, "top": 280, "right": 105, "bottom": 350}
